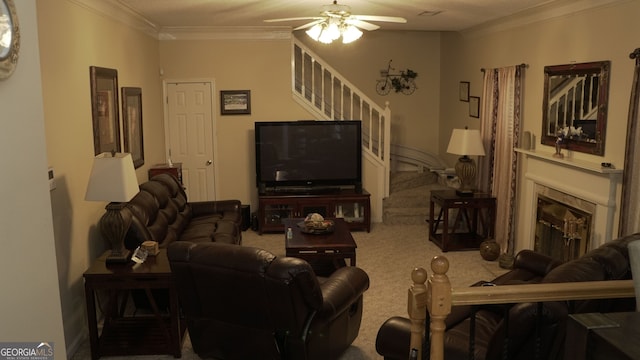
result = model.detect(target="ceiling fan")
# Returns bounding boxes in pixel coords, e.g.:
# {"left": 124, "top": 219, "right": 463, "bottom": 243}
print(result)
{"left": 264, "top": 1, "right": 407, "bottom": 44}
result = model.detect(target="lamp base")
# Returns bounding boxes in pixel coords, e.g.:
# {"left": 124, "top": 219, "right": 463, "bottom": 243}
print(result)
{"left": 106, "top": 249, "right": 131, "bottom": 264}
{"left": 456, "top": 189, "right": 475, "bottom": 197}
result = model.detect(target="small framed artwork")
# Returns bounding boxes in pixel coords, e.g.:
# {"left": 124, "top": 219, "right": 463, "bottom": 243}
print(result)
{"left": 90, "top": 66, "right": 120, "bottom": 155}
{"left": 220, "top": 90, "right": 251, "bottom": 115}
{"left": 122, "top": 87, "right": 144, "bottom": 168}
{"left": 459, "top": 81, "right": 470, "bottom": 102}
{"left": 469, "top": 96, "right": 480, "bottom": 118}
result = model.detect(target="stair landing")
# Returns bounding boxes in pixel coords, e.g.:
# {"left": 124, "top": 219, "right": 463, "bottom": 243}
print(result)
{"left": 383, "top": 171, "right": 450, "bottom": 225}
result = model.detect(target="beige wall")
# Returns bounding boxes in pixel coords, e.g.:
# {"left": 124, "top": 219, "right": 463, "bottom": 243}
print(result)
{"left": 37, "top": 0, "right": 165, "bottom": 352}
{"left": 439, "top": 0, "right": 638, "bottom": 249}
{"left": 0, "top": 1, "right": 67, "bottom": 357}
{"left": 159, "top": 39, "right": 315, "bottom": 207}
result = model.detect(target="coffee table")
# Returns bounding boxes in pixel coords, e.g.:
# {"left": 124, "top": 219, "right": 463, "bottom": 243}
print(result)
{"left": 284, "top": 218, "right": 357, "bottom": 272}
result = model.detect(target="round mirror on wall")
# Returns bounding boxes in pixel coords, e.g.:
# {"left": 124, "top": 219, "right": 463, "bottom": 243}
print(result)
{"left": 0, "top": 0, "right": 19, "bottom": 80}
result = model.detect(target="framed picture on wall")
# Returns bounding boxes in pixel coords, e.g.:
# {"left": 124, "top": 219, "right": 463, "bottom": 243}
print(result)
{"left": 459, "top": 81, "right": 470, "bottom": 102}
{"left": 122, "top": 87, "right": 144, "bottom": 168}
{"left": 220, "top": 90, "right": 251, "bottom": 115}
{"left": 469, "top": 96, "right": 480, "bottom": 118}
{"left": 90, "top": 66, "right": 120, "bottom": 155}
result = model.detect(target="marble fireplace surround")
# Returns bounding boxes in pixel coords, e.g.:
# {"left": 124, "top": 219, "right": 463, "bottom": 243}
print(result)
{"left": 516, "top": 148, "right": 623, "bottom": 252}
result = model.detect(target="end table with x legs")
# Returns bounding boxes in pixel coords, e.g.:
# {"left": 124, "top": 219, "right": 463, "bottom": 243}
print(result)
{"left": 429, "top": 189, "right": 496, "bottom": 252}
{"left": 83, "top": 249, "right": 186, "bottom": 359}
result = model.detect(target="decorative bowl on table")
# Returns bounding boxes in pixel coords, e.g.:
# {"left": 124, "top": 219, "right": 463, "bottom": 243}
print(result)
{"left": 298, "top": 213, "right": 334, "bottom": 234}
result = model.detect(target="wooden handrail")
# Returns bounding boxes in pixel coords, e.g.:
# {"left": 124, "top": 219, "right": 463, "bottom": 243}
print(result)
{"left": 412, "top": 255, "right": 636, "bottom": 360}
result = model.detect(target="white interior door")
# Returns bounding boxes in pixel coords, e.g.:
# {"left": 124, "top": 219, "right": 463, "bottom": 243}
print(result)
{"left": 165, "top": 81, "right": 216, "bottom": 201}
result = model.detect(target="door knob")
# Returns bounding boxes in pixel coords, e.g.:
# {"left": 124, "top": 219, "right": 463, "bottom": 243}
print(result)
{"left": 206, "top": 160, "right": 213, "bottom": 166}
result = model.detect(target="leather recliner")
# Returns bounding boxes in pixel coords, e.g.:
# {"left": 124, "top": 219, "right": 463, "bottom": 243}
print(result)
{"left": 168, "top": 241, "right": 370, "bottom": 360}
{"left": 376, "top": 233, "right": 639, "bottom": 360}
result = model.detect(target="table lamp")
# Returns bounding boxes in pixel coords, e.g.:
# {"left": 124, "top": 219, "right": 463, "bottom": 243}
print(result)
{"left": 446, "top": 127, "right": 486, "bottom": 196}
{"left": 85, "top": 152, "right": 139, "bottom": 263}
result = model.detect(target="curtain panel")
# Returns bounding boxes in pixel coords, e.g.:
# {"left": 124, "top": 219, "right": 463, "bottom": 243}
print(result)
{"left": 620, "top": 48, "right": 640, "bottom": 236}
{"left": 477, "top": 66, "right": 523, "bottom": 255}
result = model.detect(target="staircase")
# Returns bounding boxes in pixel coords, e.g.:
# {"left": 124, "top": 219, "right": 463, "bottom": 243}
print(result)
{"left": 290, "top": 38, "right": 449, "bottom": 223}
{"left": 383, "top": 171, "right": 449, "bottom": 225}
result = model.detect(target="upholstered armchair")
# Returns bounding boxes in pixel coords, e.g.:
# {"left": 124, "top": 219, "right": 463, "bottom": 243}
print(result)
{"left": 168, "top": 241, "right": 370, "bottom": 360}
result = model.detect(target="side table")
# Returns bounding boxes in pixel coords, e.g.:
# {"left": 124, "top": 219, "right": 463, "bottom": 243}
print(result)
{"left": 429, "top": 189, "right": 496, "bottom": 252}
{"left": 83, "top": 249, "right": 185, "bottom": 359}
{"left": 566, "top": 312, "right": 640, "bottom": 360}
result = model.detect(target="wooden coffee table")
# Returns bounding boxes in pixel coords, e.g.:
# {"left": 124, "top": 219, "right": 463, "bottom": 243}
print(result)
{"left": 284, "top": 218, "right": 357, "bottom": 271}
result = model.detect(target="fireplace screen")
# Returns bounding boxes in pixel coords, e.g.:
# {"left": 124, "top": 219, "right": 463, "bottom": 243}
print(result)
{"left": 535, "top": 195, "right": 591, "bottom": 262}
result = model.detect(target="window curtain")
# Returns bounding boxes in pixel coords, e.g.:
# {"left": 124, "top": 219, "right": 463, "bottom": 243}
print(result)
{"left": 620, "top": 48, "right": 640, "bottom": 236}
{"left": 477, "top": 65, "right": 524, "bottom": 255}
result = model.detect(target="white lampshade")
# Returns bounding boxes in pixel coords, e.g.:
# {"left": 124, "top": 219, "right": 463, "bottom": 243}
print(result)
{"left": 342, "top": 25, "right": 363, "bottom": 43}
{"left": 306, "top": 23, "right": 323, "bottom": 41}
{"left": 85, "top": 152, "right": 139, "bottom": 202}
{"left": 446, "top": 128, "right": 486, "bottom": 156}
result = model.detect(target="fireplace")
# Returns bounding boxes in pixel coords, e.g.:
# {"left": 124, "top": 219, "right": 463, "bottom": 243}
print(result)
{"left": 535, "top": 194, "right": 592, "bottom": 262}
{"left": 515, "top": 148, "right": 622, "bottom": 255}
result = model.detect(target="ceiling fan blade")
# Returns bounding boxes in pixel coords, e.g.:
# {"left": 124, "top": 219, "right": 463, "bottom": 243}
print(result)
{"left": 345, "top": 19, "right": 380, "bottom": 31}
{"left": 293, "top": 19, "right": 326, "bottom": 31}
{"left": 351, "top": 15, "right": 407, "bottom": 23}
{"left": 264, "top": 17, "right": 322, "bottom": 23}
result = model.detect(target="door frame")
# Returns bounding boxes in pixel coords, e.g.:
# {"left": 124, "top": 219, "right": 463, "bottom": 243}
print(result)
{"left": 162, "top": 78, "right": 220, "bottom": 200}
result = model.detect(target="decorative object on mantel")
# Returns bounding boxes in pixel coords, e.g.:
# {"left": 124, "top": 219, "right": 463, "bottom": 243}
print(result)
{"left": 376, "top": 60, "right": 417, "bottom": 95}
{"left": 553, "top": 130, "right": 565, "bottom": 158}
{"left": 479, "top": 239, "right": 500, "bottom": 261}
{"left": 85, "top": 152, "right": 139, "bottom": 264}
{"left": 447, "top": 127, "right": 486, "bottom": 196}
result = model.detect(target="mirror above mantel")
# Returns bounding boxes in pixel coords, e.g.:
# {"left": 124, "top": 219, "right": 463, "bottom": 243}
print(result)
{"left": 541, "top": 61, "right": 611, "bottom": 156}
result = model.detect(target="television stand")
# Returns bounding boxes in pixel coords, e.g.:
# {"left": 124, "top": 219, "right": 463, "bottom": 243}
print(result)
{"left": 270, "top": 186, "right": 342, "bottom": 195}
{"left": 258, "top": 188, "right": 370, "bottom": 234}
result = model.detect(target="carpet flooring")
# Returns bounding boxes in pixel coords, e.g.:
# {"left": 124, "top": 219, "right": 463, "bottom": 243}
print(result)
{"left": 71, "top": 223, "right": 507, "bottom": 359}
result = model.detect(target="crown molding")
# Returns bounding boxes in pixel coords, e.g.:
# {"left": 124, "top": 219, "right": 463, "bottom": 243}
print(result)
{"left": 69, "top": 0, "right": 160, "bottom": 39}
{"left": 69, "top": 0, "right": 292, "bottom": 41}
{"left": 461, "top": 0, "right": 629, "bottom": 38}
{"left": 158, "top": 27, "right": 292, "bottom": 41}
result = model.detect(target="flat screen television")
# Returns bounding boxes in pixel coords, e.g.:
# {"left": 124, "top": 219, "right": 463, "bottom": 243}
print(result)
{"left": 255, "top": 120, "right": 362, "bottom": 192}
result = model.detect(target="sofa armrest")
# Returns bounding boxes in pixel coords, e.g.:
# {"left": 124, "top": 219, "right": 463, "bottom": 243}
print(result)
{"left": 317, "top": 266, "right": 370, "bottom": 321}
{"left": 512, "top": 249, "right": 563, "bottom": 276}
{"left": 189, "top": 199, "right": 242, "bottom": 223}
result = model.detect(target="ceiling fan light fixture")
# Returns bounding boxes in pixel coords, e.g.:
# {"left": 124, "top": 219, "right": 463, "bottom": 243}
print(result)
{"left": 326, "top": 21, "right": 341, "bottom": 40}
{"left": 342, "top": 25, "right": 362, "bottom": 43}
{"left": 306, "top": 23, "right": 323, "bottom": 41}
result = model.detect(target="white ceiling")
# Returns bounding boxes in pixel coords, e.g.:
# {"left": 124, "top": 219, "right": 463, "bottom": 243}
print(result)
{"left": 116, "top": 0, "right": 562, "bottom": 32}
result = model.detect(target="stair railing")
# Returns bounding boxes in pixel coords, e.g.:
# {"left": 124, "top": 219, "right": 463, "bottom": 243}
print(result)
{"left": 407, "top": 256, "right": 635, "bottom": 360}
{"left": 291, "top": 38, "right": 391, "bottom": 197}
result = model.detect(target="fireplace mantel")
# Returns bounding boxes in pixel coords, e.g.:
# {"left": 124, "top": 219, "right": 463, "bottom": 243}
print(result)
{"left": 514, "top": 148, "right": 623, "bottom": 176}
{"left": 516, "top": 147, "right": 623, "bottom": 253}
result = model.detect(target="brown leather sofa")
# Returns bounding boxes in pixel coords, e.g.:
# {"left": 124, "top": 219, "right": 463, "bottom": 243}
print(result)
{"left": 375, "top": 233, "right": 639, "bottom": 360}
{"left": 123, "top": 173, "right": 242, "bottom": 250}
{"left": 168, "top": 241, "right": 370, "bottom": 360}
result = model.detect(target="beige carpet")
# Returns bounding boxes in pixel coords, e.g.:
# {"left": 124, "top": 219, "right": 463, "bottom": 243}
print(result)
{"left": 71, "top": 223, "right": 507, "bottom": 359}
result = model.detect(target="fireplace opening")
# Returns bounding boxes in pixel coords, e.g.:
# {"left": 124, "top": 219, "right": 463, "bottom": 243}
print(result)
{"left": 535, "top": 195, "right": 592, "bottom": 262}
